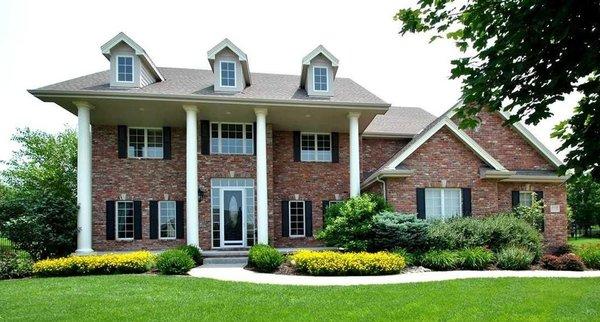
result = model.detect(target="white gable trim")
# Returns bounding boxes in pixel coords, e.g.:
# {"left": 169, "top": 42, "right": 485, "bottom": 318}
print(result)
{"left": 385, "top": 117, "right": 507, "bottom": 171}
{"left": 100, "top": 32, "right": 164, "bottom": 82}
{"left": 207, "top": 38, "right": 251, "bottom": 85}
{"left": 302, "top": 45, "right": 339, "bottom": 67}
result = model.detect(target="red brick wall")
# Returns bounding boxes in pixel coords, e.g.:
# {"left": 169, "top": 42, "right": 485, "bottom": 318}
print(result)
{"left": 361, "top": 137, "right": 409, "bottom": 176}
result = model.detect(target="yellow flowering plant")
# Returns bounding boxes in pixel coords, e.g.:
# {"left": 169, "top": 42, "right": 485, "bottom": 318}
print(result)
{"left": 32, "top": 251, "right": 156, "bottom": 277}
{"left": 290, "top": 250, "right": 405, "bottom": 276}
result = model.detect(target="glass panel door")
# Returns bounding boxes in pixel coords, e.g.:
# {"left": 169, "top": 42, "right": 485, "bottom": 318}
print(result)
{"left": 221, "top": 189, "right": 245, "bottom": 246}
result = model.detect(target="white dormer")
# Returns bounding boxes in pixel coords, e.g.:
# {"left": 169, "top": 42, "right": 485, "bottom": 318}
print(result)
{"left": 101, "top": 32, "right": 164, "bottom": 88}
{"left": 300, "top": 45, "right": 339, "bottom": 97}
{"left": 207, "top": 39, "right": 251, "bottom": 93}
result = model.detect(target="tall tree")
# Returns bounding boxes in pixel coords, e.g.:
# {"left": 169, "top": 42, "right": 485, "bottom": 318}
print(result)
{"left": 0, "top": 128, "right": 77, "bottom": 259}
{"left": 395, "top": 0, "right": 600, "bottom": 179}
{"left": 567, "top": 174, "right": 600, "bottom": 236}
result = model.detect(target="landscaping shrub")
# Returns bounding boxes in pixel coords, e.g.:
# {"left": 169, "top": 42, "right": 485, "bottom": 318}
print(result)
{"left": 392, "top": 248, "right": 419, "bottom": 266}
{"left": 290, "top": 250, "right": 405, "bottom": 276}
{"left": 0, "top": 249, "right": 33, "bottom": 279}
{"left": 156, "top": 249, "right": 195, "bottom": 275}
{"left": 317, "top": 194, "right": 393, "bottom": 251}
{"left": 420, "top": 250, "right": 461, "bottom": 271}
{"left": 370, "top": 212, "right": 429, "bottom": 252}
{"left": 512, "top": 198, "right": 545, "bottom": 232}
{"left": 541, "top": 253, "right": 585, "bottom": 271}
{"left": 547, "top": 243, "right": 574, "bottom": 256}
{"left": 458, "top": 247, "right": 495, "bottom": 270}
{"left": 576, "top": 244, "right": 600, "bottom": 269}
{"left": 175, "top": 245, "right": 203, "bottom": 265}
{"left": 541, "top": 254, "right": 562, "bottom": 270}
{"left": 496, "top": 246, "right": 534, "bottom": 270}
{"left": 247, "top": 244, "right": 284, "bottom": 273}
{"left": 32, "top": 251, "right": 156, "bottom": 277}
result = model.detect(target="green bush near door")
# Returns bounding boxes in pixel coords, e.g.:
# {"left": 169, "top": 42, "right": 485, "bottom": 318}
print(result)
{"left": 247, "top": 244, "right": 284, "bottom": 273}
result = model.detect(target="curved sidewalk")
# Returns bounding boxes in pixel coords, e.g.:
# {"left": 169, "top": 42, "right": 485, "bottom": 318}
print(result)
{"left": 189, "top": 264, "right": 600, "bottom": 286}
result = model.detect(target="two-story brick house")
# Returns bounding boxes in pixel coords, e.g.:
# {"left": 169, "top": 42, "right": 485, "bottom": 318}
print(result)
{"left": 29, "top": 33, "right": 568, "bottom": 253}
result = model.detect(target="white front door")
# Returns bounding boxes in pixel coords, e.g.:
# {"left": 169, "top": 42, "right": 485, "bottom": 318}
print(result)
{"left": 220, "top": 188, "right": 246, "bottom": 247}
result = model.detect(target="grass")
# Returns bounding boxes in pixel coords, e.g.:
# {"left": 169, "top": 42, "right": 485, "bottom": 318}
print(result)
{"left": 568, "top": 237, "right": 600, "bottom": 247}
{"left": 1, "top": 275, "right": 600, "bottom": 321}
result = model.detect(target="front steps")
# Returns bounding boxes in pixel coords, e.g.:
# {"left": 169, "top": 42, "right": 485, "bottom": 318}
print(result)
{"left": 203, "top": 249, "right": 249, "bottom": 266}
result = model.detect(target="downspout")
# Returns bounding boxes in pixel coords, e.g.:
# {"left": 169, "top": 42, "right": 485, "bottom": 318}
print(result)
{"left": 375, "top": 176, "right": 386, "bottom": 201}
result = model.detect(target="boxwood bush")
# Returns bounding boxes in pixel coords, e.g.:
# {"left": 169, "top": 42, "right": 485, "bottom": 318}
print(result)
{"left": 496, "top": 246, "right": 534, "bottom": 270}
{"left": 576, "top": 244, "right": 600, "bottom": 269}
{"left": 33, "top": 251, "right": 156, "bottom": 277}
{"left": 156, "top": 249, "right": 195, "bottom": 275}
{"left": 175, "top": 245, "right": 203, "bottom": 266}
{"left": 247, "top": 244, "right": 284, "bottom": 273}
{"left": 0, "top": 248, "right": 33, "bottom": 279}
{"left": 290, "top": 250, "right": 405, "bottom": 276}
{"left": 370, "top": 212, "right": 429, "bottom": 252}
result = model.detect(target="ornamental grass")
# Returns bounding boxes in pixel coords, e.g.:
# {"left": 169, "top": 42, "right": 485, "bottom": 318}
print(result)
{"left": 290, "top": 250, "right": 405, "bottom": 276}
{"left": 32, "top": 251, "right": 156, "bottom": 277}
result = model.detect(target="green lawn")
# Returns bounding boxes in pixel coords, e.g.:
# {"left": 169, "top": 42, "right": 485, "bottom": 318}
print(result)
{"left": 568, "top": 237, "right": 600, "bottom": 247}
{"left": 1, "top": 275, "right": 600, "bottom": 321}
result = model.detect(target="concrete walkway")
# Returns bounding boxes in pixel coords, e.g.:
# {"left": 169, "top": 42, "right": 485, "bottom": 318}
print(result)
{"left": 188, "top": 264, "right": 600, "bottom": 286}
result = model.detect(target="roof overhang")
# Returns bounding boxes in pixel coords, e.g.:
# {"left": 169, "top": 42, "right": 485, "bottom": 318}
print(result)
{"left": 500, "top": 174, "right": 570, "bottom": 183}
{"left": 207, "top": 38, "right": 251, "bottom": 85}
{"left": 361, "top": 132, "right": 415, "bottom": 139}
{"left": 361, "top": 169, "right": 414, "bottom": 189}
{"left": 100, "top": 32, "right": 165, "bottom": 82}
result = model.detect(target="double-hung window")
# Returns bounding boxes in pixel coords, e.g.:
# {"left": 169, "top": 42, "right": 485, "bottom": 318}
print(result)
{"left": 128, "top": 128, "right": 164, "bottom": 158}
{"left": 116, "top": 201, "right": 134, "bottom": 240}
{"left": 159, "top": 201, "right": 177, "bottom": 239}
{"left": 301, "top": 133, "right": 331, "bottom": 162}
{"left": 289, "top": 201, "right": 306, "bottom": 237}
{"left": 424, "top": 188, "right": 462, "bottom": 220}
{"left": 220, "top": 61, "right": 236, "bottom": 87}
{"left": 117, "top": 56, "right": 134, "bottom": 83}
{"left": 313, "top": 67, "right": 328, "bottom": 91}
{"left": 519, "top": 191, "right": 535, "bottom": 207}
{"left": 210, "top": 123, "right": 253, "bottom": 155}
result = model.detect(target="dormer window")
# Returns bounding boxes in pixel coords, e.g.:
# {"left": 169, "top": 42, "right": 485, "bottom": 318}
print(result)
{"left": 313, "top": 67, "right": 328, "bottom": 91}
{"left": 220, "top": 61, "right": 236, "bottom": 87}
{"left": 117, "top": 55, "right": 134, "bottom": 83}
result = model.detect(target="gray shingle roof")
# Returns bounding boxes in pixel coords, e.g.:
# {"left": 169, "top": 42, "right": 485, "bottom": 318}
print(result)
{"left": 363, "top": 106, "right": 436, "bottom": 136}
{"left": 32, "top": 67, "right": 387, "bottom": 106}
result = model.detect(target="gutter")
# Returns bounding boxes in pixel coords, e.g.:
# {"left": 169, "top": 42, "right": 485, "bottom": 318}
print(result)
{"left": 361, "top": 168, "right": 414, "bottom": 190}
{"left": 375, "top": 176, "right": 387, "bottom": 201}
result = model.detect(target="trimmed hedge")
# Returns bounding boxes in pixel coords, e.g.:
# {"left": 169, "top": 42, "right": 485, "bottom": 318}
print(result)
{"left": 290, "top": 250, "right": 405, "bottom": 276}
{"left": 0, "top": 249, "right": 33, "bottom": 279}
{"left": 156, "top": 249, "right": 195, "bottom": 275}
{"left": 248, "top": 245, "right": 284, "bottom": 273}
{"left": 496, "top": 246, "right": 534, "bottom": 270}
{"left": 32, "top": 251, "right": 156, "bottom": 277}
{"left": 576, "top": 244, "right": 600, "bottom": 269}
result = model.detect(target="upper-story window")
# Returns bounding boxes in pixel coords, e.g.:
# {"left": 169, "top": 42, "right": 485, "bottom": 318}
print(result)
{"left": 313, "top": 67, "right": 328, "bottom": 91}
{"left": 301, "top": 133, "right": 331, "bottom": 162}
{"left": 117, "top": 55, "right": 134, "bottom": 83}
{"left": 220, "top": 61, "right": 236, "bottom": 87}
{"left": 425, "top": 188, "right": 462, "bottom": 220}
{"left": 128, "top": 128, "right": 163, "bottom": 159}
{"left": 210, "top": 123, "right": 253, "bottom": 155}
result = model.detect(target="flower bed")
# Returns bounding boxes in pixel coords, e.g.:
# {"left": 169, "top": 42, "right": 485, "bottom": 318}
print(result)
{"left": 33, "top": 251, "right": 156, "bottom": 277}
{"left": 290, "top": 250, "right": 405, "bottom": 276}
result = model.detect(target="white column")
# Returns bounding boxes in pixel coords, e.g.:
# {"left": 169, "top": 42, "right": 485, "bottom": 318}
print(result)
{"left": 348, "top": 112, "right": 361, "bottom": 197}
{"left": 74, "top": 101, "right": 93, "bottom": 254}
{"left": 255, "top": 108, "right": 269, "bottom": 244}
{"left": 183, "top": 105, "right": 200, "bottom": 247}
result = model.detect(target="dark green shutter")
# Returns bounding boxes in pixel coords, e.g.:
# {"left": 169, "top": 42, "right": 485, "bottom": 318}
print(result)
{"left": 462, "top": 188, "right": 472, "bottom": 217}
{"left": 176, "top": 201, "right": 184, "bottom": 239}
{"left": 331, "top": 132, "right": 339, "bottom": 163}
{"left": 293, "top": 131, "right": 301, "bottom": 162}
{"left": 416, "top": 188, "right": 425, "bottom": 219}
{"left": 133, "top": 201, "right": 142, "bottom": 240}
{"left": 117, "top": 125, "right": 127, "bottom": 158}
{"left": 512, "top": 191, "right": 520, "bottom": 208}
{"left": 305, "top": 201, "right": 313, "bottom": 237}
{"left": 200, "top": 120, "right": 210, "bottom": 155}
{"left": 149, "top": 201, "right": 158, "bottom": 239}
{"left": 106, "top": 201, "right": 116, "bottom": 240}
{"left": 282, "top": 201, "right": 289, "bottom": 237}
{"left": 162, "top": 127, "right": 172, "bottom": 159}
{"left": 322, "top": 200, "right": 329, "bottom": 228}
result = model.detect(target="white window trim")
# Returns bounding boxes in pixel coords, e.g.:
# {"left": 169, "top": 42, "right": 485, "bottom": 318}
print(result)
{"left": 220, "top": 60, "right": 237, "bottom": 88}
{"left": 115, "top": 201, "right": 134, "bottom": 241}
{"left": 116, "top": 55, "right": 134, "bottom": 83}
{"left": 425, "top": 188, "right": 462, "bottom": 219}
{"left": 158, "top": 200, "right": 177, "bottom": 240}
{"left": 300, "top": 132, "right": 332, "bottom": 162}
{"left": 209, "top": 122, "right": 254, "bottom": 155}
{"left": 288, "top": 200, "right": 306, "bottom": 238}
{"left": 312, "top": 66, "right": 329, "bottom": 92}
{"left": 127, "top": 127, "right": 164, "bottom": 159}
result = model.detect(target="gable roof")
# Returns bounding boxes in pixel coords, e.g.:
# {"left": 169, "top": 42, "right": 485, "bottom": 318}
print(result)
{"left": 207, "top": 38, "right": 251, "bottom": 85}
{"left": 363, "top": 106, "right": 436, "bottom": 137}
{"left": 100, "top": 32, "right": 164, "bottom": 82}
{"left": 300, "top": 45, "right": 339, "bottom": 89}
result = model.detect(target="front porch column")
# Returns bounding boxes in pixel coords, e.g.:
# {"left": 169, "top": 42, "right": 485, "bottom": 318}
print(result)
{"left": 183, "top": 105, "right": 200, "bottom": 247}
{"left": 255, "top": 108, "right": 269, "bottom": 244}
{"left": 348, "top": 112, "right": 361, "bottom": 197}
{"left": 74, "top": 101, "right": 93, "bottom": 254}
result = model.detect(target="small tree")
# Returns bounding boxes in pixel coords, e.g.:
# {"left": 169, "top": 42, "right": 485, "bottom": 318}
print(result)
{"left": 567, "top": 174, "right": 600, "bottom": 236}
{"left": 512, "top": 198, "right": 545, "bottom": 232}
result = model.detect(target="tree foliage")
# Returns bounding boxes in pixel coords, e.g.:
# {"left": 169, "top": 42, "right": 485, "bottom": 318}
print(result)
{"left": 395, "top": 0, "right": 600, "bottom": 179}
{"left": 567, "top": 174, "right": 600, "bottom": 235}
{"left": 0, "top": 128, "right": 77, "bottom": 259}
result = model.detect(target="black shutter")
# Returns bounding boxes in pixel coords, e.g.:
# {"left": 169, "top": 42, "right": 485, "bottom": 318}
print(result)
{"left": 512, "top": 191, "right": 520, "bottom": 208}
{"left": 462, "top": 188, "right": 472, "bottom": 217}
{"left": 416, "top": 188, "right": 426, "bottom": 219}
{"left": 117, "top": 125, "right": 127, "bottom": 159}
{"left": 293, "top": 131, "right": 301, "bottom": 162}
{"left": 331, "top": 132, "right": 339, "bottom": 163}
{"left": 149, "top": 201, "right": 158, "bottom": 239}
{"left": 200, "top": 120, "right": 210, "bottom": 155}
{"left": 176, "top": 201, "right": 184, "bottom": 239}
{"left": 282, "top": 201, "right": 289, "bottom": 237}
{"left": 253, "top": 122, "right": 257, "bottom": 156}
{"left": 305, "top": 201, "right": 313, "bottom": 237}
{"left": 162, "top": 127, "right": 172, "bottom": 160}
{"left": 322, "top": 200, "right": 329, "bottom": 227}
{"left": 133, "top": 201, "right": 142, "bottom": 240}
{"left": 106, "top": 201, "right": 116, "bottom": 240}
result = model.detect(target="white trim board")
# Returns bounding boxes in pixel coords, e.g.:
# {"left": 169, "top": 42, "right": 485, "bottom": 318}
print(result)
{"left": 100, "top": 32, "right": 165, "bottom": 82}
